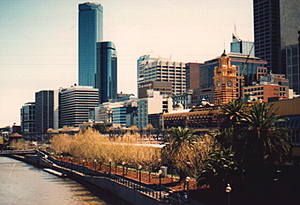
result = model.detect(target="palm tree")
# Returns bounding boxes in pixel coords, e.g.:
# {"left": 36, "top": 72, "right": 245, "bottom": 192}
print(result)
{"left": 161, "top": 127, "right": 197, "bottom": 181}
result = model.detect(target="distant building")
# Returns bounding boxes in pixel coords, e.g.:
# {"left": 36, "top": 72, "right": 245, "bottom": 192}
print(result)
{"left": 20, "top": 102, "right": 35, "bottom": 133}
{"left": 35, "top": 90, "right": 59, "bottom": 133}
{"left": 186, "top": 62, "right": 202, "bottom": 90}
{"left": 230, "top": 33, "right": 254, "bottom": 57}
{"left": 96, "top": 41, "right": 118, "bottom": 103}
{"left": 172, "top": 90, "right": 193, "bottom": 109}
{"left": 137, "top": 55, "right": 186, "bottom": 97}
{"left": 137, "top": 90, "right": 173, "bottom": 129}
{"left": 90, "top": 97, "right": 137, "bottom": 127}
{"left": 78, "top": 2, "right": 103, "bottom": 87}
{"left": 138, "top": 81, "right": 172, "bottom": 98}
{"left": 195, "top": 51, "right": 267, "bottom": 104}
{"left": 59, "top": 86, "right": 99, "bottom": 127}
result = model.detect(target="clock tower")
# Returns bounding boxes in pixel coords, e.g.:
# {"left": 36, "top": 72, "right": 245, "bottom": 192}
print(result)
{"left": 214, "top": 50, "right": 242, "bottom": 105}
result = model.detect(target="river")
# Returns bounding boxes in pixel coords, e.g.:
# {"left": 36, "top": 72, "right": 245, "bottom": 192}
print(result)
{"left": 0, "top": 157, "right": 129, "bottom": 205}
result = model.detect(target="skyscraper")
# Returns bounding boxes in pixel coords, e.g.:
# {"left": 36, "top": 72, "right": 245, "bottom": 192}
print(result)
{"left": 253, "top": 0, "right": 300, "bottom": 75}
{"left": 96, "top": 42, "right": 118, "bottom": 103}
{"left": 34, "top": 90, "right": 59, "bottom": 133}
{"left": 20, "top": 102, "right": 35, "bottom": 133}
{"left": 78, "top": 3, "right": 103, "bottom": 87}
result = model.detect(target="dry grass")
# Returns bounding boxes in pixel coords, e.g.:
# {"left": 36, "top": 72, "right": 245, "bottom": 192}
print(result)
{"left": 51, "top": 128, "right": 161, "bottom": 169}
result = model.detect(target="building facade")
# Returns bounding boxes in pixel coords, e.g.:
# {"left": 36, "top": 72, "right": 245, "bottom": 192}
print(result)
{"left": 186, "top": 62, "right": 202, "bottom": 90}
{"left": 35, "top": 90, "right": 59, "bottom": 133}
{"left": 138, "top": 81, "right": 172, "bottom": 98}
{"left": 195, "top": 51, "right": 267, "bottom": 104}
{"left": 230, "top": 34, "right": 255, "bottom": 57}
{"left": 59, "top": 86, "right": 99, "bottom": 127}
{"left": 137, "top": 55, "right": 186, "bottom": 97}
{"left": 20, "top": 102, "right": 35, "bottom": 133}
{"left": 137, "top": 90, "right": 173, "bottom": 129}
{"left": 96, "top": 41, "right": 118, "bottom": 103}
{"left": 78, "top": 3, "right": 103, "bottom": 87}
{"left": 253, "top": 0, "right": 300, "bottom": 75}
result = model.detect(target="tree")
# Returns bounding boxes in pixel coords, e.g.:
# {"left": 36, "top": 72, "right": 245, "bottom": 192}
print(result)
{"left": 217, "top": 101, "right": 291, "bottom": 168}
{"left": 161, "top": 127, "right": 198, "bottom": 180}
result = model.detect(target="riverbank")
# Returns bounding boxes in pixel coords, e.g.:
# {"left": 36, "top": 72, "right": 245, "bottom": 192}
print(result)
{"left": 7, "top": 151, "right": 201, "bottom": 205}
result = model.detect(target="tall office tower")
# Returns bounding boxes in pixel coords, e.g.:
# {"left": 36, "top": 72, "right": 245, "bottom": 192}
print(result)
{"left": 78, "top": 3, "right": 103, "bottom": 87}
{"left": 35, "top": 90, "right": 59, "bottom": 133}
{"left": 20, "top": 102, "right": 35, "bottom": 133}
{"left": 253, "top": 0, "right": 300, "bottom": 75}
{"left": 230, "top": 34, "right": 255, "bottom": 57}
{"left": 253, "top": 0, "right": 281, "bottom": 73}
{"left": 59, "top": 86, "right": 99, "bottom": 127}
{"left": 137, "top": 55, "right": 186, "bottom": 98}
{"left": 96, "top": 42, "right": 118, "bottom": 103}
{"left": 186, "top": 63, "right": 202, "bottom": 91}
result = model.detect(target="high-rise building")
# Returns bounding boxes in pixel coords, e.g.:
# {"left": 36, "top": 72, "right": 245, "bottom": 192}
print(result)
{"left": 78, "top": 2, "right": 103, "bottom": 87}
{"left": 59, "top": 86, "right": 99, "bottom": 127}
{"left": 186, "top": 63, "right": 202, "bottom": 91}
{"left": 230, "top": 34, "right": 255, "bottom": 57}
{"left": 137, "top": 55, "right": 186, "bottom": 97}
{"left": 253, "top": 0, "right": 300, "bottom": 75}
{"left": 20, "top": 102, "right": 35, "bottom": 133}
{"left": 96, "top": 42, "right": 118, "bottom": 103}
{"left": 35, "top": 90, "right": 59, "bottom": 133}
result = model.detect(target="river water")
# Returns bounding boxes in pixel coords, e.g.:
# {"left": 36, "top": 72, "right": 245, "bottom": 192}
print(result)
{"left": 0, "top": 157, "right": 128, "bottom": 205}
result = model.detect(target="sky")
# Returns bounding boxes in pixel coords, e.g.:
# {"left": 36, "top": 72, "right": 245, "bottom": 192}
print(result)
{"left": 0, "top": 0, "right": 253, "bottom": 127}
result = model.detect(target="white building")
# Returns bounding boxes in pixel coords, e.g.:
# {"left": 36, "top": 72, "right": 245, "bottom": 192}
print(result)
{"left": 137, "top": 90, "right": 173, "bottom": 129}
{"left": 137, "top": 55, "right": 186, "bottom": 96}
{"left": 59, "top": 86, "right": 99, "bottom": 127}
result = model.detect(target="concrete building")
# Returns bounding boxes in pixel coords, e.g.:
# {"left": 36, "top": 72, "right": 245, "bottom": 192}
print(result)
{"left": 78, "top": 2, "right": 103, "bottom": 87}
{"left": 59, "top": 86, "right": 99, "bottom": 127}
{"left": 137, "top": 90, "right": 173, "bottom": 129}
{"left": 35, "top": 90, "right": 59, "bottom": 133}
{"left": 137, "top": 55, "right": 186, "bottom": 97}
{"left": 20, "top": 102, "right": 35, "bottom": 133}
{"left": 96, "top": 41, "right": 118, "bottom": 103}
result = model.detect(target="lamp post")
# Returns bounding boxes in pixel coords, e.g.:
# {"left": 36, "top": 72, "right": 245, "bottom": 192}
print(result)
{"left": 138, "top": 165, "right": 142, "bottom": 182}
{"left": 158, "top": 170, "right": 163, "bottom": 199}
{"left": 94, "top": 159, "right": 97, "bottom": 171}
{"left": 122, "top": 161, "right": 126, "bottom": 176}
{"left": 109, "top": 159, "right": 112, "bottom": 175}
{"left": 185, "top": 176, "right": 191, "bottom": 200}
{"left": 225, "top": 184, "right": 232, "bottom": 205}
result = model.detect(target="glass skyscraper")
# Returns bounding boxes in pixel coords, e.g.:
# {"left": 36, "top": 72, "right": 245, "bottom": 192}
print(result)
{"left": 230, "top": 34, "right": 255, "bottom": 57}
{"left": 78, "top": 3, "right": 103, "bottom": 87}
{"left": 96, "top": 42, "right": 118, "bottom": 103}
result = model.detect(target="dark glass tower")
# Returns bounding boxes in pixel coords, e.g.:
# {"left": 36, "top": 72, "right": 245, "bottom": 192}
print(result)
{"left": 253, "top": 0, "right": 281, "bottom": 73}
{"left": 78, "top": 3, "right": 103, "bottom": 87}
{"left": 35, "top": 90, "right": 54, "bottom": 133}
{"left": 96, "top": 42, "right": 118, "bottom": 103}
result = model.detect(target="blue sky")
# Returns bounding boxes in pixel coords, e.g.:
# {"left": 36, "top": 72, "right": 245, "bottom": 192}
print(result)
{"left": 0, "top": 0, "right": 253, "bottom": 127}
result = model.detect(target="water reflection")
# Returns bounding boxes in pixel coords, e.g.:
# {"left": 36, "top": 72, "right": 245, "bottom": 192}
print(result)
{"left": 0, "top": 157, "right": 128, "bottom": 205}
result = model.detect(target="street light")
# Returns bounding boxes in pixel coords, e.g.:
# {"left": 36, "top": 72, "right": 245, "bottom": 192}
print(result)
{"left": 94, "top": 159, "right": 97, "bottom": 170}
{"left": 225, "top": 184, "right": 232, "bottom": 205}
{"left": 158, "top": 170, "right": 163, "bottom": 199}
{"left": 138, "top": 165, "right": 142, "bottom": 182}
{"left": 122, "top": 161, "right": 126, "bottom": 176}
{"left": 109, "top": 159, "right": 112, "bottom": 175}
{"left": 185, "top": 176, "right": 191, "bottom": 199}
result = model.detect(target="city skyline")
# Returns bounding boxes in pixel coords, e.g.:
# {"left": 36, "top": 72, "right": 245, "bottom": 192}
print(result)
{"left": 0, "top": 0, "right": 253, "bottom": 127}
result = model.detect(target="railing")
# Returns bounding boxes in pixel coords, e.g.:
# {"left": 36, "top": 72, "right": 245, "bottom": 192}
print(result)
{"left": 37, "top": 150, "right": 186, "bottom": 204}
